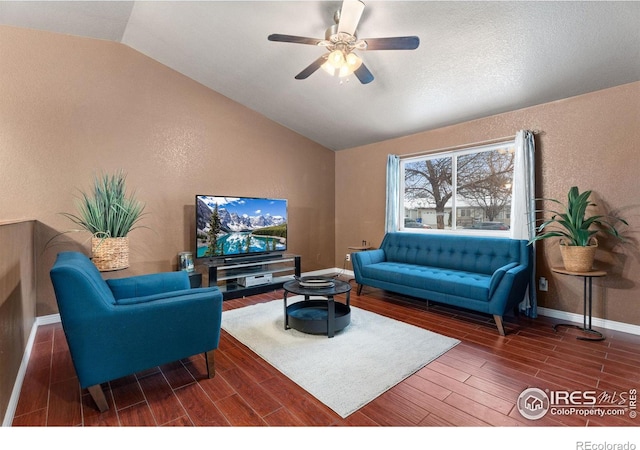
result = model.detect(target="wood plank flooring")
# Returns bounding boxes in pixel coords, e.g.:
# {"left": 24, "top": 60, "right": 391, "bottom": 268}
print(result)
{"left": 11, "top": 281, "right": 640, "bottom": 429}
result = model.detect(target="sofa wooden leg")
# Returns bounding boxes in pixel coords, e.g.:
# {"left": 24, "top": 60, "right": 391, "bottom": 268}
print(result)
{"left": 493, "top": 315, "right": 506, "bottom": 336}
{"left": 357, "top": 284, "right": 363, "bottom": 295}
{"left": 87, "top": 384, "right": 109, "bottom": 412}
{"left": 205, "top": 350, "right": 216, "bottom": 378}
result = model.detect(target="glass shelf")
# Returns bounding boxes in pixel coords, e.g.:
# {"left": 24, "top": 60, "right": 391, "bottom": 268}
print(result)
{"left": 203, "top": 254, "right": 300, "bottom": 300}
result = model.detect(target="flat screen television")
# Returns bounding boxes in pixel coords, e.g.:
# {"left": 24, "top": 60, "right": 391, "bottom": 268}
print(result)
{"left": 195, "top": 195, "right": 287, "bottom": 261}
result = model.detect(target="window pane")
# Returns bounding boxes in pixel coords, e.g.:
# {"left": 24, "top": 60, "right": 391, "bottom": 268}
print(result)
{"left": 399, "top": 141, "right": 515, "bottom": 235}
{"left": 403, "top": 157, "right": 452, "bottom": 230}
{"left": 456, "top": 147, "right": 514, "bottom": 231}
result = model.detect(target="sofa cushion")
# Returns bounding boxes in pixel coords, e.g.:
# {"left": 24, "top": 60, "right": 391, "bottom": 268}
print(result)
{"left": 360, "top": 262, "right": 492, "bottom": 301}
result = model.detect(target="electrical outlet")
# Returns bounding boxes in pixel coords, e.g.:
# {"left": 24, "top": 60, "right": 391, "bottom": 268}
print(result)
{"left": 538, "top": 277, "right": 548, "bottom": 292}
{"left": 345, "top": 253, "right": 351, "bottom": 262}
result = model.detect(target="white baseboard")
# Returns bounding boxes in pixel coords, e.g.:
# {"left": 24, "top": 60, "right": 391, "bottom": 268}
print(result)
{"left": 2, "top": 314, "right": 61, "bottom": 427}
{"left": 37, "top": 313, "right": 61, "bottom": 325}
{"left": 2, "top": 321, "right": 37, "bottom": 426}
{"left": 304, "top": 267, "right": 354, "bottom": 278}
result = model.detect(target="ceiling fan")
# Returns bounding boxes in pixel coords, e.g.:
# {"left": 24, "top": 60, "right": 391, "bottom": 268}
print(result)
{"left": 268, "top": 0, "right": 419, "bottom": 84}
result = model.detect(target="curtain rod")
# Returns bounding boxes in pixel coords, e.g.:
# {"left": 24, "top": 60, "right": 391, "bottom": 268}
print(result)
{"left": 399, "top": 130, "right": 542, "bottom": 160}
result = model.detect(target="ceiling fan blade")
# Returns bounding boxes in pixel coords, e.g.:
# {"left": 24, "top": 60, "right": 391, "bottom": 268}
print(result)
{"left": 363, "top": 36, "right": 420, "bottom": 51}
{"left": 268, "top": 34, "right": 324, "bottom": 46}
{"left": 295, "top": 54, "right": 329, "bottom": 80}
{"left": 354, "top": 62, "right": 374, "bottom": 84}
{"left": 337, "top": 0, "right": 365, "bottom": 36}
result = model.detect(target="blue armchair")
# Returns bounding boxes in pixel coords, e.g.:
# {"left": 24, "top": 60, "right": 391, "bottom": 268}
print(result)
{"left": 50, "top": 251, "right": 223, "bottom": 412}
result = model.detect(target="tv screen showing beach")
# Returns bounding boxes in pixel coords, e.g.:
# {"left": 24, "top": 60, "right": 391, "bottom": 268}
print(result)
{"left": 196, "top": 195, "right": 287, "bottom": 258}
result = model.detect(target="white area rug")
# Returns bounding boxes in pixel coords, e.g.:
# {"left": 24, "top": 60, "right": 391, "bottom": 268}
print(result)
{"left": 221, "top": 297, "right": 460, "bottom": 418}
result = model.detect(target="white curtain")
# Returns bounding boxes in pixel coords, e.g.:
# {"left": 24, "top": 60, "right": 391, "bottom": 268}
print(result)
{"left": 385, "top": 154, "right": 400, "bottom": 233}
{"left": 510, "top": 130, "right": 537, "bottom": 317}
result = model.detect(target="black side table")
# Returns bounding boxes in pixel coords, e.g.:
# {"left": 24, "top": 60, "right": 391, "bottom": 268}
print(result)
{"left": 551, "top": 267, "right": 607, "bottom": 341}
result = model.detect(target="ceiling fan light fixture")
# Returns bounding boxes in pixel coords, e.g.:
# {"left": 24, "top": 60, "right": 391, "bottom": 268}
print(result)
{"left": 321, "top": 61, "right": 337, "bottom": 76}
{"left": 329, "top": 49, "right": 345, "bottom": 66}
{"left": 321, "top": 51, "right": 340, "bottom": 76}
{"left": 346, "top": 52, "right": 361, "bottom": 68}
{"left": 322, "top": 50, "right": 362, "bottom": 78}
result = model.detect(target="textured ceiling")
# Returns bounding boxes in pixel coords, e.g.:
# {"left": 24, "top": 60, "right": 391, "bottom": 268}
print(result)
{"left": 2, "top": 1, "right": 640, "bottom": 150}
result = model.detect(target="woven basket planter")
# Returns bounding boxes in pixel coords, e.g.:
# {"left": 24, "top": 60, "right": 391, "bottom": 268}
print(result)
{"left": 91, "top": 236, "right": 130, "bottom": 271}
{"left": 559, "top": 238, "right": 597, "bottom": 273}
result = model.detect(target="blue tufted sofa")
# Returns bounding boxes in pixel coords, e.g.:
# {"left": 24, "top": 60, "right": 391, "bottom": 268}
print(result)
{"left": 351, "top": 232, "right": 532, "bottom": 335}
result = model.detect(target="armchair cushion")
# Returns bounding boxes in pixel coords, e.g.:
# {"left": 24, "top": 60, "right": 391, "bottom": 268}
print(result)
{"left": 106, "top": 271, "right": 190, "bottom": 300}
{"left": 113, "top": 287, "right": 221, "bottom": 306}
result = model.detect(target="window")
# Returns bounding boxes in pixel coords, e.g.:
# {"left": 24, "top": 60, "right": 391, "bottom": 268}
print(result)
{"left": 399, "top": 141, "right": 515, "bottom": 234}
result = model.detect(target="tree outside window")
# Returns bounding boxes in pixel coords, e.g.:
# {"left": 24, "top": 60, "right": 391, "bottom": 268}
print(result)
{"left": 401, "top": 141, "right": 515, "bottom": 233}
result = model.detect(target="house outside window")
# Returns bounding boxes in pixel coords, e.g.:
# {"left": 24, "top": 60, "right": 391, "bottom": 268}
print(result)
{"left": 399, "top": 140, "right": 516, "bottom": 235}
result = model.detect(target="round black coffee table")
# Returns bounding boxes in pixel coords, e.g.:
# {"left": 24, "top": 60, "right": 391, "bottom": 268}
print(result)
{"left": 283, "top": 278, "right": 351, "bottom": 338}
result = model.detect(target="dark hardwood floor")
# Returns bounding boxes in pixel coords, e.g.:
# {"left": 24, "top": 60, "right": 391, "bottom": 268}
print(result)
{"left": 11, "top": 281, "right": 640, "bottom": 429}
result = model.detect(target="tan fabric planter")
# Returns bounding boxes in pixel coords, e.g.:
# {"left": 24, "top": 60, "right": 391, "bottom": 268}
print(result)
{"left": 91, "top": 236, "right": 129, "bottom": 271}
{"left": 559, "top": 238, "right": 597, "bottom": 272}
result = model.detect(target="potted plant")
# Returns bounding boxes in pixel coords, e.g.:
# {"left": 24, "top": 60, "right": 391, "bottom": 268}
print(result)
{"left": 61, "top": 170, "right": 147, "bottom": 271}
{"left": 529, "top": 186, "right": 627, "bottom": 272}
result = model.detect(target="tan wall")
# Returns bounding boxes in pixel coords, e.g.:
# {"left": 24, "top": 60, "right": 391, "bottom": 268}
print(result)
{"left": 0, "top": 220, "right": 37, "bottom": 423}
{"left": 336, "top": 81, "right": 640, "bottom": 326}
{"left": 0, "top": 25, "right": 336, "bottom": 316}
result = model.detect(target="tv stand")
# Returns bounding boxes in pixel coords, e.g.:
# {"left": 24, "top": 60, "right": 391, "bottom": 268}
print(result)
{"left": 204, "top": 254, "right": 300, "bottom": 300}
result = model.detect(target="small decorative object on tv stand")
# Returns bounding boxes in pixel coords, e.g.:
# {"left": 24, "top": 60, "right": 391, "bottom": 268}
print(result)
{"left": 178, "top": 252, "right": 195, "bottom": 272}
{"left": 205, "top": 254, "right": 300, "bottom": 300}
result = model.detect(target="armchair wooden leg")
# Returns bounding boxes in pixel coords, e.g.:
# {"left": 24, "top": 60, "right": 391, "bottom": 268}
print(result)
{"left": 87, "top": 384, "right": 109, "bottom": 412}
{"left": 357, "top": 284, "right": 363, "bottom": 295}
{"left": 493, "top": 315, "right": 506, "bottom": 336}
{"left": 205, "top": 350, "right": 216, "bottom": 379}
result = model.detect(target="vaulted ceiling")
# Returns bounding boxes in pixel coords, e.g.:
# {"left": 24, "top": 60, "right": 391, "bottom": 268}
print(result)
{"left": 2, "top": 1, "right": 639, "bottom": 150}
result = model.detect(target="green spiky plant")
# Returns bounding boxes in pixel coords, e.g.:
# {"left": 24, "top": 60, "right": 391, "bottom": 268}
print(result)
{"left": 61, "top": 170, "right": 147, "bottom": 238}
{"left": 529, "top": 186, "right": 627, "bottom": 246}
